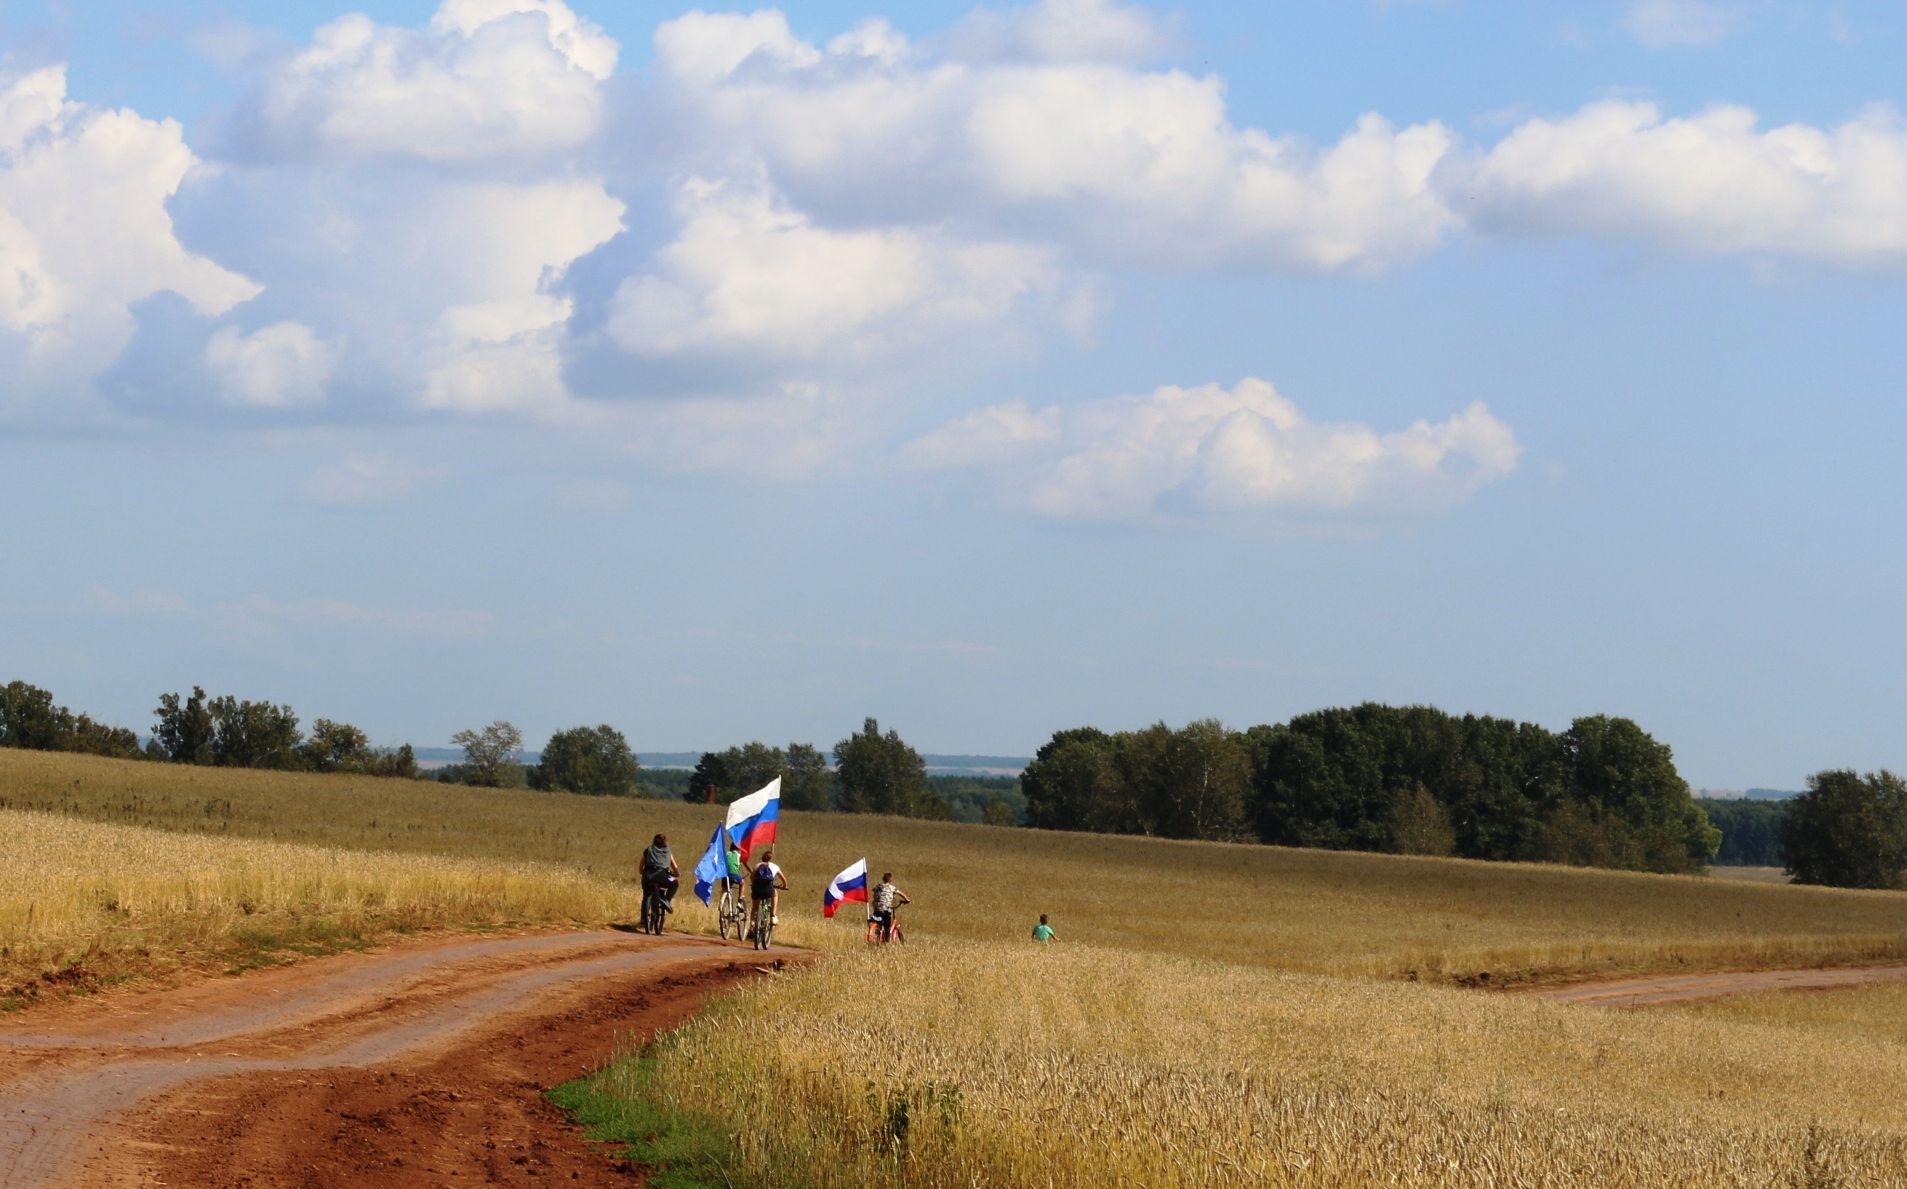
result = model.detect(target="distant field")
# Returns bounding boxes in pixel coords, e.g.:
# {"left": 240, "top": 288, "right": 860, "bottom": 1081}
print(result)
{"left": 9, "top": 749, "right": 1907, "bottom": 1185}
{"left": 1711, "top": 865, "right": 1790, "bottom": 883}
{"left": 5, "top": 750, "right": 1904, "bottom": 983}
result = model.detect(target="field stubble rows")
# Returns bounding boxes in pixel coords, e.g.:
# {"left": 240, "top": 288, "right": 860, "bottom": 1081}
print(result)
{"left": 7, "top": 750, "right": 1907, "bottom": 1185}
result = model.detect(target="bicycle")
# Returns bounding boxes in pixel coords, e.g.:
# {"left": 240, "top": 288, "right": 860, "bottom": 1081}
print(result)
{"left": 866, "top": 909, "right": 905, "bottom": 945}
{"left": 750, "top": 897, "right": 776, "bottom": 950}
{"left": 641, "top": 877, "right": 675, "bottom": 936}
{"left": 717, "top": 882, "right": 747, "bottom": 941}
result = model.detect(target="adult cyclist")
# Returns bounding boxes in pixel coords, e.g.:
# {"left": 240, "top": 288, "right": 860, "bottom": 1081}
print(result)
{"left": 749, "top": 848, "right": 788, "bottom": 932}
{"left": 640, "top": 833, "right": 679, "bottom": 918}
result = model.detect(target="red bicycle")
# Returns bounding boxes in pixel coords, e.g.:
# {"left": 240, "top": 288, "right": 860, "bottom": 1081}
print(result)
{"left": 866, "top": 908, "right": 905, "bottom": 945}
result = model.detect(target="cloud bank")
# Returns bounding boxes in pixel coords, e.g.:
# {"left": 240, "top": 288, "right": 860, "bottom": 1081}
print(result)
{"left": 8, "top": 0, "right": 1907, "bottom": 523}
{"left": 909, "top": 379, "right": 1522, "bottom": 521}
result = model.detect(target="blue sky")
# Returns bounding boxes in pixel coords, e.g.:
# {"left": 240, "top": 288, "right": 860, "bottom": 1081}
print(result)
{"left": 3, "top": 0, "right": 1905, "bottom": 787}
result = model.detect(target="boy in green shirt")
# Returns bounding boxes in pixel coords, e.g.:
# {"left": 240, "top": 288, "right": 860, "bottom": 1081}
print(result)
{"left": 1031, "top": 914, "right": 1057, "bottom": 943}
{"left": 724, "top": 839, "right": 744, "bottom": 896}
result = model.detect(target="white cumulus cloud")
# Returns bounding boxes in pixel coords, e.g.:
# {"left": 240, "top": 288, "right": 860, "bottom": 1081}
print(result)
{"left": 650, "top": 7, "right": 1460, "bottom": 273}
{"left": 909, "top": 378, "right": 1521, "bottom": 521}
{"left": 0, "top": 66, "right": 259, "bottom": 407}
{"left": 606, "top": 176, "right": 1066, "bottom": 365}
{"left": 204, "top": 321, "right": 335, "bottom": 407}
{"left": 904, "top": 400, "right": 1061, "bottom": 467}
{"left": 1458, "top": 100, "right": 1907, "bottom": 266}
{"left": 239, "top": 0, "right": 617, "bottom": 161}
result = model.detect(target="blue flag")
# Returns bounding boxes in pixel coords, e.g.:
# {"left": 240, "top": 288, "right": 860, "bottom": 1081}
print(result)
{"left": 692, "top": 820, "right": 727, "bottom": 905}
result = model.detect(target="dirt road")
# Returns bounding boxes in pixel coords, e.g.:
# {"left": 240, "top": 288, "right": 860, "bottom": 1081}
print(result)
{"left": 1531, "top": 963, "right": 1907, "bottom": 1007}
{"left": 0, "top": 930, "right": 781, "bottom": 1187}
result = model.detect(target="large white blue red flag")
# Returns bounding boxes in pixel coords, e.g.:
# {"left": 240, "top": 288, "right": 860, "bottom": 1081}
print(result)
{"left": 725, "top": 777, "right": 781, "bottom": 867}
{"left": 823, "top": 858, "right": 868, "bottom": 919}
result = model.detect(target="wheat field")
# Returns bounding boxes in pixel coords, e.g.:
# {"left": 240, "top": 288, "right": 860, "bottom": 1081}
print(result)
{"left": 8, "top": 749, "right": 1907, "bottom": 984}
{"left": 9, "top": 750, "right": 1907, "bottom": 1184}
{"left": 0, "top": 808, "right": 630, "bottom": 1001}
{"left": 623, "top": 942, "right": 1907, "bottom": 1187}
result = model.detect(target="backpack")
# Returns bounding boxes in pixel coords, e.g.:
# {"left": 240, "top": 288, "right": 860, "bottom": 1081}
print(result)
{"left": 751, "top": 863, "right": 776, "bottom": 896}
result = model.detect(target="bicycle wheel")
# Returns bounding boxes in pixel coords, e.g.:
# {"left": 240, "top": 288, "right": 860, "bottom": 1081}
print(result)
{"left": 718, "top": 891, "right": 734, "bottom": 940}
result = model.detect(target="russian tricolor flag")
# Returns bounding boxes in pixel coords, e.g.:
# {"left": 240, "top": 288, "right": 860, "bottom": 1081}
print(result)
{"left": 823, "top": 858, "right": 868, "bottom": 918}
{"left": 725, "top": 777, "right": 781, "bottom": 867}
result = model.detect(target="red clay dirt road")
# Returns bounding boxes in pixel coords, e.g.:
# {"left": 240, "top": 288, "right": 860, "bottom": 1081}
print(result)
{"left": 0, "top": 929, "right": 786, "bottom": 1187}
{"left": 1530, "top": 963, "right": 1907, "bottom": 1007}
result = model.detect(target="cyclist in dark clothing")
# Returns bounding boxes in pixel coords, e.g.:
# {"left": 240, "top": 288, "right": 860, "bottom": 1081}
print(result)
{"left": 641, "top": 833, "right": 679, "bottom": 913}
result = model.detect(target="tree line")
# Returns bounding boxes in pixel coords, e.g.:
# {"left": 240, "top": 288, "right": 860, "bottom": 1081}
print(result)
{"left": 1, "top": 679, "right": 418, "bottom": 776}
{"left": 1022, "top": 705, "right": 1721, "bottom": 875}
{"left": 14, "top": 674, "right": 1907, "bottom": 888}
{"left": 433, "top": 720, "right": 644, "bottom": 797}
{"left": 1696, "top": 798, "right": 1787, "bottom": 866}
{"left": 679, "top": 718, "right": 1021, "bottom": 826}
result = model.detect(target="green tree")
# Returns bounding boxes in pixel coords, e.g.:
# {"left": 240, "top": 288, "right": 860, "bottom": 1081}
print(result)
{"left": 1389, "top": 784, "right": 1457, "bottom": 856}
{"left": 981, "top": 797, "right": 1019, "bottom": 827}
{"left": 1698, "top": 797, "right": 1789, "bottom": 866}
{"left": 1146, "top": 719, "right": 1250, "bottom": 840}
{"left": 1555, "top": 715, "right": 1717, "bottom": 873}
{"left": 69, "top": 715, "right": 142, "bottom": 760}
{"left": 533, "top": 725, "right": 640, "bottom": 796}
{"left": 301, "top": 719, "right": 373, "bottom": 773}
{"left": 153, "top": 686, "right": 216, "bottom": 765}
{"left": 451, "top": 720, "right": 525, "bottom": 787}
{"left": 0, "top": 680, "right": 73, "bottom": 750}
{"left": 1782, "top": 770, "right": 1907, "bottom": 889}
{"left": 686, "top": 742, "right": 787, "bottom": 804}
{"left": 208, "top": 696, "right": 303, "bottom": 769}
{"left": 834, "top": 717, "right": 930, "bottom": 816}
{"left": 1022, "top": 727, "right": 1118, "bottom": 831}
{"left": 365, "top": 743, "right": 420, "bottom": 780}
{"left": 686, "top": 749, "right": 731, "bottom": 802}
{"left": 783, "top": 742, "right": 836, "bottom": 811}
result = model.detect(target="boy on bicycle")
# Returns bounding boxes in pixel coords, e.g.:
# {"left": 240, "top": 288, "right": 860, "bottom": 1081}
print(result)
{"left": 870, "top": 872, "right": 909, "bottom": 942}
{"left": 749, "top": 849, "right": 788, "bottom": 928}
{"left": 723, "top": 838, "right": 744, "bottom": 900}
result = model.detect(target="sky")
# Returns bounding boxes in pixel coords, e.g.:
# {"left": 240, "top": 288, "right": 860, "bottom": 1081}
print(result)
{"left": 2, "top": 0, "right": 1904, "bottom": 787}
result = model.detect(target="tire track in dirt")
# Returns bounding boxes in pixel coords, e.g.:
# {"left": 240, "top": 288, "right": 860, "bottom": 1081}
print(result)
{"left": 1530, "top": 963, "right": 1907, "bottom": 1006}
{"left": 0, "top": 929, "right": 793, "bottom": 1187}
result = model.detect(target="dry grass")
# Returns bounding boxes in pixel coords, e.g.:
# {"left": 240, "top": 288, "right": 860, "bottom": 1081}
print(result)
{"left": 8, "top": 750, "right": 1907, "bottom": 985}
{"left": 1674, "top": 977, "right": 1907, "bottom": 1044}
{"left": 12, "top": 749, "right": 1907, "bottom": 1184}
{"left": 0, "top": 808, "right": 630, "bottom": 1001}
{"left": 631, "top": 942, "right": 1907, "bottom": 1186}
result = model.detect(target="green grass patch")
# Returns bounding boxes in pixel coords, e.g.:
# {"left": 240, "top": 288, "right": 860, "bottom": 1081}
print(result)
{"left": 548, "top": 1054, "right": 742, "bottom": 1189}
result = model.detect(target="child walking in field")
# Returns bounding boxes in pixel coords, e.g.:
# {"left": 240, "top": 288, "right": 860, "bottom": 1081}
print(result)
{"left": 1031, "top": 914, "right": 1056, "bottom": 943}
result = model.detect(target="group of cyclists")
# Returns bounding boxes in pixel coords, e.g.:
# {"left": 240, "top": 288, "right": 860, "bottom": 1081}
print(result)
{"left": 636, "top": 832, "right": 913, "bottom": 943}
{"left": 638, "top": 831, "right": 1058, "bottom": 945}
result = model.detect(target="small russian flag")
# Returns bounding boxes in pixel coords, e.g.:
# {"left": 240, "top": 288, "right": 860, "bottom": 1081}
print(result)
{"left": 823, "top": 858, "right": 869, "bottom": 919}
